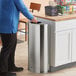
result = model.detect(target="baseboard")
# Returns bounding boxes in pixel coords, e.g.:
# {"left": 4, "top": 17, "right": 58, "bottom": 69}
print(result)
{"left": 49, "top": 62, "right": 76, "bottom": 72}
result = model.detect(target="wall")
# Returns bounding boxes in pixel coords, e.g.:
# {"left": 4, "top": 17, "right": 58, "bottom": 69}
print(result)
{"left": 19, "top": 0, "right": 53, "bottom": 29}
{"left": 24, "top": 0, "right": 50, "bottom": 15}
{"left": 20, "top": 0, "right": 50, "bottom": 19}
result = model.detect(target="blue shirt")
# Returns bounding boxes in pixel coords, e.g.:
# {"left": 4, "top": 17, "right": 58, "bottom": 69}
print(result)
{"left": 0, "top": 0, "right": 34, "bottom": 33}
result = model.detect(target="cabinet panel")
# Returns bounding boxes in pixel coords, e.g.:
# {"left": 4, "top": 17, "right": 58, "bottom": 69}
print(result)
{"left": 54, "top": 31, "right": 71, "bottom": 66}
{"left": 56, "top": 19, "right": 76, "bottom": 32}
{"left": 72, "top": 29, "right": 76, "bottom": 62}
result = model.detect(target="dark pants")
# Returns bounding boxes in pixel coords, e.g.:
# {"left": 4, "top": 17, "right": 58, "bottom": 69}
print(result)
{"left": 0, "top": 33, "right": 17, "bottom": 72}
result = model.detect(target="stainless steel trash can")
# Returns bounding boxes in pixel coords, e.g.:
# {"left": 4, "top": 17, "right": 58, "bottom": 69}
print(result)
{"left": 28, "top": 22, "right": 49, "bottom": 73}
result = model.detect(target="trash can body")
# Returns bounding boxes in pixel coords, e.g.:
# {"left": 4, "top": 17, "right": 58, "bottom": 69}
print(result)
{"left": 28, "top": 22, "right": 49, "bottom": 73}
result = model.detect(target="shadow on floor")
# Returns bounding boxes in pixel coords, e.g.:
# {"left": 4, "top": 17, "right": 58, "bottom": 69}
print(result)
{"left": 17, "top": 39, "right": 24, "bottom": 44}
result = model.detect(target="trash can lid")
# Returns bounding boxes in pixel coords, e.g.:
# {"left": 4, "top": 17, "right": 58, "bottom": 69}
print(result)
{"left": 30, "top": 21, "right": 41, "bottom": 24}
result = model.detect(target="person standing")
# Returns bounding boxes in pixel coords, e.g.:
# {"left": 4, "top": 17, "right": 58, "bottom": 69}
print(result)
{"left": 0, "top": 0, "right": 37, "bottom": 76}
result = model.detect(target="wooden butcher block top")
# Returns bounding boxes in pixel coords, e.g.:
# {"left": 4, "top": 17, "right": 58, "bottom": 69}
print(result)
{"left": 34, "top": 13, "right": 76, "bottom": 21}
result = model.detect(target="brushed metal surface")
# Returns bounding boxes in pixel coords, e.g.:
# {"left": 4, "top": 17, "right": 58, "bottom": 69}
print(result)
{"left": 28, "top": 22, "right": 49, "bottom": 73}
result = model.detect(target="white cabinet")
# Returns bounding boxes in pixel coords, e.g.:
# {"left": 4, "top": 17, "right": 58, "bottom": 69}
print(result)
{"left": 72, "top": 29, "right": 76, "bottom": 62}
{"left": 55, "top": 31, "right": 71, "bottom": 66}
{"left": 51, "top": 28, "right": 76, "bottom": 67}
{"left": 51, "top": 30, "right": 72, "bottom": 67}
{"left": 50, "top": 20, "right": 76, "bottom": 67}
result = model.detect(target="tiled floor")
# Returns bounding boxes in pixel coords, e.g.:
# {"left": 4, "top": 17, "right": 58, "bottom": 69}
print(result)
{"left": 1, "top": 35, "right": 76, "bottom": 76}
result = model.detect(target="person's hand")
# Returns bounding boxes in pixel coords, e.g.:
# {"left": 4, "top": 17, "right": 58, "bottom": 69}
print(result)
{"left": 31, "top": 17, "right": 38, "bottom": 23}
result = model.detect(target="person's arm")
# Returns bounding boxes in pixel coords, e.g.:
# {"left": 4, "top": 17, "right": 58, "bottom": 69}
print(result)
{"left": 13, "top": 0, "right": 34, "bottom": 20}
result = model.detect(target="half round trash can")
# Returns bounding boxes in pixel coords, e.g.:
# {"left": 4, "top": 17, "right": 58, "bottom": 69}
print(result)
{"left": 28, "top": 22, "right": 49, "bottom": 73}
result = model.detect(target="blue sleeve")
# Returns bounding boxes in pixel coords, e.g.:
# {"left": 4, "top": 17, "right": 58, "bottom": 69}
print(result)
{"left": 14, "top": 0, "right": 34, "bottom": 20}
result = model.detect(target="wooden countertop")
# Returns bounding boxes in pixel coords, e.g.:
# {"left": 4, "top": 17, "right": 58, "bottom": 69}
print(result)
{"left": 34, "top": 13, "right": 76, "bottom": 21}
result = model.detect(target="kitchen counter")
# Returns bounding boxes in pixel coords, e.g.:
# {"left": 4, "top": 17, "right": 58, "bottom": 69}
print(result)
{"left": 32, "top": 13, "right": 76, "bottom": 71}
{"left": 34, "top": 13, "right": 76, "bottom": 21}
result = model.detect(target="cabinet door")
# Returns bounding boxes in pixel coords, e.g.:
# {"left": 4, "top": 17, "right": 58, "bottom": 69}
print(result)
{"left": 72, "top": 29, "right": 76, "bottom": 62}
{"left": 54, "top": 31, "right": 71, "bottom": 66}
